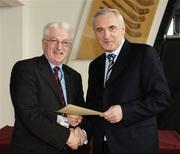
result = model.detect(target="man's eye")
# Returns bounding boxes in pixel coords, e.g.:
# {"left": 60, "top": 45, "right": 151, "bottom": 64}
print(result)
{"left": 62, "top": 41, "right": 69, "bottom": 45}
{"left": 96, "top": 28, "right": 103, "bottom": 32}
{"left": 51, "top": 40, "right": 57, "bottom": 42}
{"left": 110, "top": 26, "right": 116, "bottom": 31}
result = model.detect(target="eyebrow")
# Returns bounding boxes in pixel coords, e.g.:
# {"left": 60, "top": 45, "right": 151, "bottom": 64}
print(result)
{"left": 96, "top": 25, "right": 116, "bottom": 30}
{"left": 46, "top": 37, "right": 71, "bottom": 41}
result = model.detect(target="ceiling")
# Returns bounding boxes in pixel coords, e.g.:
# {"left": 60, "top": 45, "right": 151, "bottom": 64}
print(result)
{"left": 0, "top": 0, "right": 23, "bottom": 7}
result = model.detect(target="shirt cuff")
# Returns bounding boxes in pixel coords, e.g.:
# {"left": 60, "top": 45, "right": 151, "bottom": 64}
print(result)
{"left": 82, "top": 129, "right": 88, "bottom": 144}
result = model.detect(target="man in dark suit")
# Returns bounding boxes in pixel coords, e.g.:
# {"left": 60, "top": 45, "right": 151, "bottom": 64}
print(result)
{"left": 10, "top": 22, "right": 85, "bottom": 154}
{"left": 83, "top": 8, "right": 171, "bottom": 154}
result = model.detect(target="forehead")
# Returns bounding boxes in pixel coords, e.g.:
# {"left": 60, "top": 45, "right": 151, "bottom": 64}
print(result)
{"left": 47, "top": 27, "right": 71, "bottom": 39}
{"left": 94, "top": 12, "right": 120, "bottom": 28}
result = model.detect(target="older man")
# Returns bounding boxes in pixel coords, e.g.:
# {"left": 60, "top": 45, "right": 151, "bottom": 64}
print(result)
{"left": 10, "top": 22, "right": 85, "bottom": 154}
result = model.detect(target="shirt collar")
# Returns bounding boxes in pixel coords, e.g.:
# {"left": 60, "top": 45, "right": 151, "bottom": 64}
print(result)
{"left": 48, "top": 61, "right": 63, "bottom": 71}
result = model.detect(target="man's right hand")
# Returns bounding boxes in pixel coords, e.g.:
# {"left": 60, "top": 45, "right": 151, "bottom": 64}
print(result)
{"left": 66, "top": 127, "right": 85, "bottom": 150}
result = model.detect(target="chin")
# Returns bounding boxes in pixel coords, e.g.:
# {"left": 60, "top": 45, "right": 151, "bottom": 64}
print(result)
{"left": 104, "top": 48, "right": 114, "bottom": 51}
{"left": 102, "top": 45, "right": 115, "bottom": 51}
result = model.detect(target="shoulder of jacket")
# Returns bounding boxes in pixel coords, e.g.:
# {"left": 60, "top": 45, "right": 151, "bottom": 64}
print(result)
{"left": 13, "top": 56, "right": 42, "bottom": 69}
{"left": 90, "top": 53, "right": 105, "bottom": 65}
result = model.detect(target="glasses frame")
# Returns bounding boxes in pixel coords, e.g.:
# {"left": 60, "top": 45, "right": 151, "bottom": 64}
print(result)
{"left": 43, "top": 39, "right": 72, "bottom": 48}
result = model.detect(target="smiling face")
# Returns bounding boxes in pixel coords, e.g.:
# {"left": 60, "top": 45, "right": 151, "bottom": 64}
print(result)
{"left": 42, "top": 27, "right": 72, "bottom": 65}
{"left": 94, "top": 12, "right": 125, "bottom": 52}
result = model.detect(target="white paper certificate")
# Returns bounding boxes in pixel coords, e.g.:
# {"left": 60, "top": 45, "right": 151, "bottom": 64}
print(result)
{"left": 57, "top": 104, "right": 102, "bottom": 116}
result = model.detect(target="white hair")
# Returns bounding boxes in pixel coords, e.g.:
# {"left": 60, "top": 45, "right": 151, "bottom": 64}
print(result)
{"left": 93, "top": 8, "right": 125, "bottom": 30}
{"left": 42, "top": 21, "right": 74, "bottom": 40}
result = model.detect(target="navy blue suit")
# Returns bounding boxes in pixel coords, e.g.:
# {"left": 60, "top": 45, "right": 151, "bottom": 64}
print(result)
{"left": 84, "top": 40, "right": 171, "bottom": 154}
{"left": 10, "top": 55, "right": 84, "bottom": 154}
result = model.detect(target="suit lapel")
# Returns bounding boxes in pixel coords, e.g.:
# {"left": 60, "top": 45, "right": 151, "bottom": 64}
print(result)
{"left": 37, "top": 55, "right": 59, "bottom": 98}
{"left": 98, "top": 54, "right": 106, "bottom": 88}
{"left": 106, "top": 40, "right": 131, "bottom": 86}
{"left": 62, "top": 65, "right": 72, "bottom": 104}
{"left": 37, "top": 56, "right": 74, "bottom": 105}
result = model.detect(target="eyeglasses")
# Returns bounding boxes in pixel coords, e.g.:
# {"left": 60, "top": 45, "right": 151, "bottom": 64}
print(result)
{"left": 44, "top": 39, "right": 72, "bottom": 48}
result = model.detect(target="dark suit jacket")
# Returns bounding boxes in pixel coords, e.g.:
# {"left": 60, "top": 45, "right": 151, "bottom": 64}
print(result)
{"left": 10, "top": 55, "right": 84, "bottom": 154}
{"left": 84, "top": 40, "right": 171, "bottom": 154}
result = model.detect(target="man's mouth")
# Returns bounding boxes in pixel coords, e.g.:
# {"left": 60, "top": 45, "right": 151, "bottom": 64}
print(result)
{"left": 104, "top": 41, "right": 112, "bottom": 44}
{"left": 53, "top": 51, "right": 63, "bottom": 55}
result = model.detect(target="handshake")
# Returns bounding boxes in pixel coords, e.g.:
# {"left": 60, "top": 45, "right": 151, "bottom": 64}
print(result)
{"left": 66, "top": 115, "right": 86, "bottom": 150}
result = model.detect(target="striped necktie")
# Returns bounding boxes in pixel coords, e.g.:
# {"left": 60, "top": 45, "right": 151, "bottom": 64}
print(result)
{"left": 105, "top": 54, "right": 116, "bottom": 83}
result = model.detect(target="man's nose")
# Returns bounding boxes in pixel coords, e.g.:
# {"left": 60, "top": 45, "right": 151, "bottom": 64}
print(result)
{"left": 56, "top": 42, "right": 63, "bottom": 49}
{"left": 104, "top": 30, "right": 110, "bottom": 39}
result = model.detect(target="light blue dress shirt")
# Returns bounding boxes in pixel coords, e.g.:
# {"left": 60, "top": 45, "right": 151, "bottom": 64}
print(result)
{"left": 49, "top": 62, "right": 68, "bottom": 105}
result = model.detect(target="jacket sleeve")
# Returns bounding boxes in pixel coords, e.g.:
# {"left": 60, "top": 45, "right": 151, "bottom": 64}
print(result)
{"left": 10, "top": 61, "right": 70, "bottom": 150}
{"left": 122, "top": 47, "right": 171, "bottom": 126}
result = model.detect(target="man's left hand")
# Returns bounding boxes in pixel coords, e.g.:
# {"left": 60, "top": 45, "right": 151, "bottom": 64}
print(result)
{"left": 100, "top": 105, "right": 123, "bottom": 123}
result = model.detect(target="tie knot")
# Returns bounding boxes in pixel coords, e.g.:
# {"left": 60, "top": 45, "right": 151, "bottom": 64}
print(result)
{"left": 107, "top": 54, "right": 115, "bottom": 63}
{"left": 53, "top": 66, "right": 60, "bottom": 74}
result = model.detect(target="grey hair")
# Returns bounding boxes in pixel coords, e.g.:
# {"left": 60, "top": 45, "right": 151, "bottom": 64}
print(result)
{"left": 93, "top": 8, "right": 125, "bottom": 30}
{"left": 42, "top": 21, "right": 74, "bottom": 40}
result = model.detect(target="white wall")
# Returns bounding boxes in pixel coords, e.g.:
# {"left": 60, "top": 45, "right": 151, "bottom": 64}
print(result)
{"left": 0, "top": 6, "right": 23, "bottom": 128}
{"left": 23, "top": 0, "right": 86, "bottom": 58}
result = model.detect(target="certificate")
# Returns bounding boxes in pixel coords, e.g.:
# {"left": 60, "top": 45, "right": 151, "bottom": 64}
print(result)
{"left": 57, "top": 104, "right": 102, "bottom": 116}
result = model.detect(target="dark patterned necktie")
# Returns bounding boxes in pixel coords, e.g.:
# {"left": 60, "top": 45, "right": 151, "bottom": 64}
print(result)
{"left": 105, "top": 54, "right": 116, "bottom": 83}
{"left": 53, "top": 66, "right": 66, "bottom": 107}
